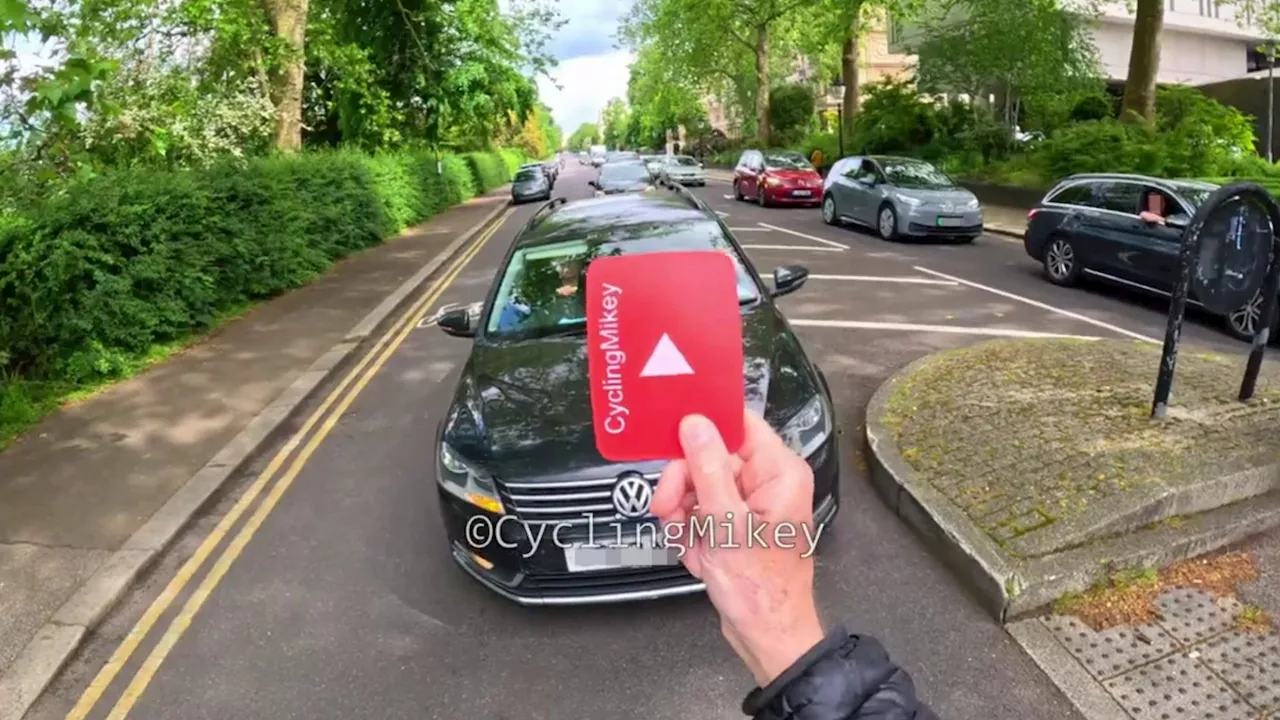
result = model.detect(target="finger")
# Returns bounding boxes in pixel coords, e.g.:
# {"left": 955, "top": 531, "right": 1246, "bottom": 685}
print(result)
{"left": 652, "top": 459, "right": 691, "bottom": 519}
{"left": 735, "top": 410, "right": 800, "bottom": 496}
{"left": 679, "top": 414, "right": 744, "bottom": 513}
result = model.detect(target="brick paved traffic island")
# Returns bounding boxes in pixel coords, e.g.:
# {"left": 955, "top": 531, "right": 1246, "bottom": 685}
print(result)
{"left": 864, "top": 338, "right": 1280, "bottom": 620}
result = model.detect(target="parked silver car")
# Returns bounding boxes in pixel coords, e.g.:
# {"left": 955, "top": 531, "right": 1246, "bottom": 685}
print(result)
{"left": 658, "top": 155, "right": 707, "bottom": 186}
{"left": 821, "top": 155, "right": 984, "bottom": 243}
{"left": 512, "top": 167, "right": 551, "bottom": 204}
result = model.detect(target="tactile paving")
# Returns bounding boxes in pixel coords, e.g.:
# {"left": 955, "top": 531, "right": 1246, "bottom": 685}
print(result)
{"left": 1199, "top": 630, "right": 1280, "bottom": 712}
{"left": 1103, "top": 653, "right": 1255, "bottom": 720}
{"left": 1155, "top": 587, "right": 1243, "bottom": 645}
{"left": 1043, "top": 615, "right": 1180, "bottom": 681}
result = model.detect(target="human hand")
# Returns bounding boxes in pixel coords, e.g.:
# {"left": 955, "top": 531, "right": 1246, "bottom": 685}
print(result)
{"left": 651, "top": 411, "right": 825, "bottom": 687}
{"left": 556, "top": 285, "right": 576, "bottom": 297}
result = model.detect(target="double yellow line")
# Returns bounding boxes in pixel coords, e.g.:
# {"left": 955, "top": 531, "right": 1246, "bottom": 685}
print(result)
{"left": 66, "top": 207, "right": 513, "bottom": 720}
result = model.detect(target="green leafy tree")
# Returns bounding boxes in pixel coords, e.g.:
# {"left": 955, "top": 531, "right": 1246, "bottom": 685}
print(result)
{"left": 625, "top": 44, "right": 708, "bottom": 148}
{"left": 600, "top": 96, "right": 629, "bottom": 148}
{"left": 768, "top": 82, "right": 813, "bottom": 141}
{"left": 566, "top": 122, "right": 599, "bottom": 149}
{"left": 913, "top": 0, "right": 1102, "bottom": 130}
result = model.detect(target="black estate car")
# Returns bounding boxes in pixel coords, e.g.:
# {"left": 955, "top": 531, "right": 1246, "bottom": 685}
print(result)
{"left": 431, "top": 187, "right": 840, "bottom": 605}
{"left": 1024, "top": 173, "right": 1271, "bottom": 340}
{"left": 589, "top": 160, "right": 654, "bottom": 196}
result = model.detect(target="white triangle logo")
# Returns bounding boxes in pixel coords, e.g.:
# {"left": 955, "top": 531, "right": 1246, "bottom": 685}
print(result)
{"left": 639, "top": 333, "right": 694, "bottom": 377}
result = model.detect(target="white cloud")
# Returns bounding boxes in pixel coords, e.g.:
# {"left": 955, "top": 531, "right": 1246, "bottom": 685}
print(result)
{"left": 537, "top": 49, "right": 634, "bottom": 133}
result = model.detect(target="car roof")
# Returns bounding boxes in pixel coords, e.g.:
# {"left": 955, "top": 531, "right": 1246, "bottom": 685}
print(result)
{"left": 515, "top": 192, "right": 713, "bottom": 250}
{"left": 868, "top": 155, "right": 930, "bottom": 164}
{"left": 1052, "top": 174, "right": 1220, "bottom": 193}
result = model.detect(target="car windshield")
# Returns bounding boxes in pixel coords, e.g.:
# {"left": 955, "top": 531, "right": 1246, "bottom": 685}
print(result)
{"left": 1171, "top": 183, "right": 1214, "bottom": 209}
{"left": 674, "top": 156, "right": 699, "bottom": 166}
{"left": 514, "top": 170, "right": 541, "bottom": 182}
{"left": 484, "top": 222, "right": 762, "bottom": 339}
{"left": 599, "top": 163, "right": 651, "bottom": 184}
{"left": 880, "top": 159, "right": 955, "bottom": 189}
{"left": 764, "top": 153, "right": 812, "bottom": 170}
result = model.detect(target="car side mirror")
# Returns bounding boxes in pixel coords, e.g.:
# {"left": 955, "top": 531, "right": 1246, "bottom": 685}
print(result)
{"left": 1166, "top": 213, "right": 1191, "bottom": 231}
{"left": 771, "top": 265, "right": 809, "bottom": 298}
{"left": 438, "top": 308, "right": 475, "bottom": 338}
{"left": 857, "top": 175, "right": 877, "bottom": 187}
{"left": 588, "top": 180, "right": 597, "bottom": 189}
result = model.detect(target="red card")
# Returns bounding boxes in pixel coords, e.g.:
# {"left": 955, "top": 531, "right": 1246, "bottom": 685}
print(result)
{"left": 585, "top": 251, "right": 745, "bottom": 461}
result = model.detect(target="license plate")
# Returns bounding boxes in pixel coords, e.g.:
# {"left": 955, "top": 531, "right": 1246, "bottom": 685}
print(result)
{"left": 936, "top": 216, "right": 965, "bottom": 227}
{"left": 564, "top": 542, "right": 681, "bottom": 572}
{"left": 792, "top": 190, "right": 812, "bottom": 197}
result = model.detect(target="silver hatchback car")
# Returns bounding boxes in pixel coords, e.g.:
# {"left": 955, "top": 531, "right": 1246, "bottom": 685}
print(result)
{"left": 511, "top": 167, "right": 551, "bottom": 204}
{"left": 821, "top": 155, "right": 984, "bottom": 243}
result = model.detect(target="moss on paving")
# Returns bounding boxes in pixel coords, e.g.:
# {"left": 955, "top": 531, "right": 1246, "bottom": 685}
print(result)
{"left": 882, "top": 339, "right": 1280, "bottom": 547}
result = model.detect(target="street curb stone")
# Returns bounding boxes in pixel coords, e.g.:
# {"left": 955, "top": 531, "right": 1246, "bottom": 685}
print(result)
{"left": 0, "top": 194, "right": 512, "bottom": 720}
{"left": 864, "top": 349, "right": 1280, "bottom": 622}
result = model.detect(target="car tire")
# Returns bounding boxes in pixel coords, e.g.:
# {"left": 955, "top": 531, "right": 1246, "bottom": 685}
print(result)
{"left": 734, "top": 182, "right": 744, "bottom": 202}
{"left": 1224, "top": 289, "right": 1278, "bottom": 342}
{"left": 1043, "top": 235, "right": 1083, "bottom": 286}
{"left": 758, "top": 186, "right": 769, "bottom": 208}
{"left": 876, "top": 203, "right": 899, "bottom": 240}
{"left": 822, "top": 194, "right": 840, "bottom": 226}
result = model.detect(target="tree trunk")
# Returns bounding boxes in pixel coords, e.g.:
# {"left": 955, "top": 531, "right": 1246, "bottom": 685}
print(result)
{"left": 840, "top": 17, "right": 859, "bottom": 150}
{"left": 265, "top": 0, "right": 308, "bottom": 151}
{"left": 755, "top": 24, "right": 770, "bottom": 146}
{"left": 1121, "top": 0, "right": 1162, "bottom": 123}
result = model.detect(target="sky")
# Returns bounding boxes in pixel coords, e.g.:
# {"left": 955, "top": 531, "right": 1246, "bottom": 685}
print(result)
{"left": 534, "top": 0, "right": 636, "bottom": 135}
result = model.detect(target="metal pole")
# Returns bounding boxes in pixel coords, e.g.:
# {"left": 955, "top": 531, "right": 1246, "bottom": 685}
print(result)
{"left": 1268, "top": 43, "right": 1275, "bottom": 163}
{"left": 1240, "top": 234, "right": 1280, "bottom": 400}
{"left": 1151, "top": 226, "right": 1199, "bottom": 419}
{"left": 837, "top": 105, "right": 844, "bottom": 158}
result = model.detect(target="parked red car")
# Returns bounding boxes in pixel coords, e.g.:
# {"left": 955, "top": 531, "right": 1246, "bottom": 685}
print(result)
{"left": 733, "top": 150, "right": 823, "bottom": 208}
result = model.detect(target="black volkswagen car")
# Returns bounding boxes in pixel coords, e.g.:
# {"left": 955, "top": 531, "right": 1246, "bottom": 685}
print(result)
{"left": 432, "top": 188, "right": 840, "bottom": 605}
{"left": 1024, "top": 173, "right": 1273, "bottom": 340}
{"left": 589, "top": 161, "right": 654, "bottom": 196}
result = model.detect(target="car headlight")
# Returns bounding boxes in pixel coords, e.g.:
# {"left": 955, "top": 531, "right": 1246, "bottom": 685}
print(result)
{"left": 895, "top": 193, "right": 923, "bottom": 207}
{"left": 438, "top": 442, "right": 505, "bottom": 514}
{"left": 765, "top": 176, "right": 783, "bottom": 187}
{"left": 779, "top": 395, "right": 832, "bottom": 459}
{"left": 966, "top": 197, "right": 981, "bottom": 209}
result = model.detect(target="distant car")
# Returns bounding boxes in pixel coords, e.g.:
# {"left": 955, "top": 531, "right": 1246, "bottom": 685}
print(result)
{"left": 1023, "top": 174, "right": 1272, "bottom": 341}
{"left": 659, "top": 155, "right": 707, "bottom": 186}
{"left": 519, "top": 162, "right": 551, "bottom": 184}
{"left": 733, "top": 150, "right": 823, "bottom": 208}
{"left": 821, "top": 155, "right": 983, "bottom": 243}
{"left": 641, "top": 154, "right": 666, "bottom": 179}
{"left": 511, "top": 166, "right": 552, "bottom": 204}
{"left": 430, "top": 188, "right": 839, "bottom": 605}
{"left": 605, "top": 151, "right": 640, "bottom": 164}
{"left": 590, "top": 161, "right": 654, "bottom": 196}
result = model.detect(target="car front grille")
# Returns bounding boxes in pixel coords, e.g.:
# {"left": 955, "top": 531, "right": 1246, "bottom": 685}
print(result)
{"left": 532, "top": 565, "right": 697, "bottom": 597}
{"left": 500, "top": 474, "right": 660, "bottom": 525}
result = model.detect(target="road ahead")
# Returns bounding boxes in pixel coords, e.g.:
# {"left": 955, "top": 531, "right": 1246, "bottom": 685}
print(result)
{"left": 28, "top": 163, "right": 1248, "bottom": 720}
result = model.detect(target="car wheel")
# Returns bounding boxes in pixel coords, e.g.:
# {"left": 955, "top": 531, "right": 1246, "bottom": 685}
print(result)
{"left": 822, "top": 194, "right": 840, "bottom": 226}
{"left": 734, "top": 181, "right": 744, "bottom": 201}
{"left": 758, "top": 186, "right": 769, "bottom": 208}
{"left": 1043, "top": 235, "right": 1082, "bottom": 286}
{"left": 876, "top": 203, "right": 899, "bottom": 240}
{"left": 1225, "top": 290, "right": 1276, "bottom": 341}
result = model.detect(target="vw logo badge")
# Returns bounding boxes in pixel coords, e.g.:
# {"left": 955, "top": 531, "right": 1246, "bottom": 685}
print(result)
{"left": 611, "top": 473, "right": 653, "bottom": 519}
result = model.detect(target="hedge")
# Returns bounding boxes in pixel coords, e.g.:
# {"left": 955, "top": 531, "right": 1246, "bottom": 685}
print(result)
{"left": 0, "top": 147, "right": 523, "bottom": 387}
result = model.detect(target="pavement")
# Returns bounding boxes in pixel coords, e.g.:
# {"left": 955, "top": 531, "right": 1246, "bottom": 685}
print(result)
{"left": 866, "top": 337, "right": 1280, "bottom": 618}
{"left": 0, "top": 189, "right": 513, "bottom": 719}
{"left": 8, "top": 165, "right": 1280, "bottom": 720}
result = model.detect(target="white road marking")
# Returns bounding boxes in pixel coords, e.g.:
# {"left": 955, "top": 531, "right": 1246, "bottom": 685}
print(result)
{"left": 723, "top": 194, "right": 736, "bottom": 200}
{"left": 808, "top": 274, "right": 959, "bottom": 286}
{"left": 757, "top": 223, "right": 850, "bottom": 250}
{"left": 788, "top": 319, "right": 1102, "bottom": 340}
{"left": 716, "top": 211, "right": 730, "bottom": 217}
{"left": 911, "top": 266, "right": 1159, "bottom": 343}
{"left": 741, "top": 244, "right": 844, "bottom": 252}
{"left": 728, "top": 227, "right": 772, "bottom": 232}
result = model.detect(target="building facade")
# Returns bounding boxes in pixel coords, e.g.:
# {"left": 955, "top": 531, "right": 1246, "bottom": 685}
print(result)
{"left": 889, "top": 0, "right": 1273, "bottom": 87}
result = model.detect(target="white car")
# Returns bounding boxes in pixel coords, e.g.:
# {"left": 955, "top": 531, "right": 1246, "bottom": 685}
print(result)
{"left": 659, "top": 155, "right": 707, "bottom": 186}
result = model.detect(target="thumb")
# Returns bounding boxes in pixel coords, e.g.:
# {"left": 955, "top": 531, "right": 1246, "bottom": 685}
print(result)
{"left": 679, "top": 415, "right": 743, "bottom": 513}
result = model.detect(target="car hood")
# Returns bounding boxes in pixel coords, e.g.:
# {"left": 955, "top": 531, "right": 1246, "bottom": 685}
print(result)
{"left": 599, "top": 182, "right": 651, "bottom": 193}
{"left": 888, "top": 187, "right": 977, "bottom": 207}
{"left": 441, "top": 303, "right": 821, "bottom": 480}
{"left": 764, "top": 169, "right": 820, "bottom": 183}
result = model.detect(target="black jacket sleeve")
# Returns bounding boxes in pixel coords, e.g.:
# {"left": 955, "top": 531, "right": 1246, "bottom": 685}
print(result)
{"left": 741, "top": 626, "right": 939, "bottom": 720}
